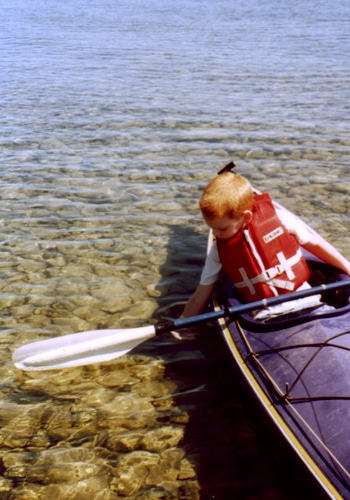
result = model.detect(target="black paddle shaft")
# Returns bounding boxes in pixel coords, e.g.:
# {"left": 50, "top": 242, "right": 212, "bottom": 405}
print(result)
{"left": 154, "top": 279, "right": 350, "bottom": 336}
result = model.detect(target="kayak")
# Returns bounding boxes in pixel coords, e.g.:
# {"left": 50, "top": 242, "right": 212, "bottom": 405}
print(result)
{"left": 211, "top": 201, "right": 350, "bottom": 499}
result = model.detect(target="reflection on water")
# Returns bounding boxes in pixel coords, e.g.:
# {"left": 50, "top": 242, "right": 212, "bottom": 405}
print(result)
{"left": 0, "top": 0, "right": 349, "bottom": 497}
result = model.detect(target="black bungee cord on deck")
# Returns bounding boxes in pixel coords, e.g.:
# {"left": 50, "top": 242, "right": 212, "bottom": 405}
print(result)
{"left": 241, "top": 327, "right": 350, "bottom": 404}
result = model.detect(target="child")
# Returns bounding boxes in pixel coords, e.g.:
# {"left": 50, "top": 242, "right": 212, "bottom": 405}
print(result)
{"left": 181, "top": 168, "right": 350, "bottom": 320}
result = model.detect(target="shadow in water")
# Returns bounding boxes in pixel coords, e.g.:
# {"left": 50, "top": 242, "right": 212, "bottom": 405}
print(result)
{"left": 134, "top": 223, "right": 328, "bottom": 500}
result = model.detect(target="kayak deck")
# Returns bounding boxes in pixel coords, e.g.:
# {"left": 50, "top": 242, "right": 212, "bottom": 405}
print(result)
{"left": 215, "top": 259, "right": 350, "bottom": 499}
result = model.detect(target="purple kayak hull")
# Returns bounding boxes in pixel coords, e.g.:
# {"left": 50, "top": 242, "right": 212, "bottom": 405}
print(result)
{"left": 215, "top": 264, "right": 350, "bottom": 499}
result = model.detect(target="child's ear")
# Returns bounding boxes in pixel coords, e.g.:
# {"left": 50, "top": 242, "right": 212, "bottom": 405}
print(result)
{"left": 243, "top": 210, "right": 253, "bottom": 225}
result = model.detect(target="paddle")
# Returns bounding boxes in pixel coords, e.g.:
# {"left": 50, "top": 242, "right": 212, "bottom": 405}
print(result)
{"left": 13, "top": 279, "right": 350, "bottom": 371}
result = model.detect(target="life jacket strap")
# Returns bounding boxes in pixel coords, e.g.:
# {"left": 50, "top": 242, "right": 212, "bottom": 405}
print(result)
{"left": 235, "top": 249, "right": 303, "bottom": 295}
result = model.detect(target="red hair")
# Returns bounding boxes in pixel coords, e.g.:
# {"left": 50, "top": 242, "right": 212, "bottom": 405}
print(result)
{"left": 199, "top": 172, "right": 254, "bottom": 219}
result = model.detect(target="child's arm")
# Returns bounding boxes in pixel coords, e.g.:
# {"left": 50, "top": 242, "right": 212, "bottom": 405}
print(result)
{"left": 182, "top": 282, "right": 218, "bottom": 318}
{"left": 302, "top": 232, "right": 350, "bottom": 276}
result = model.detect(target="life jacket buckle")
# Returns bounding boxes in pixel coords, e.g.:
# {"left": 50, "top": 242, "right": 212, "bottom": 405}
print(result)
{"left": 275, "top": 264, "right": 285, "bottom": 275}
{"left": 264, "top": 267, "right": 279, "bottom": 281}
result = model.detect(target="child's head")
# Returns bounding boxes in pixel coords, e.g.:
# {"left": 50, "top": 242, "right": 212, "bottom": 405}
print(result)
{"left": 199, "top": 172, "right": 254, "bottom": 240}
{"left": 200, "top": 172, "right": 253, "bottom": 219}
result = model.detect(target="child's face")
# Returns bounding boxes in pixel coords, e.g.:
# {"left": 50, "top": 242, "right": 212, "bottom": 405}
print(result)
{"left": 203, "top": 212, "right": 251, "bottom": 240}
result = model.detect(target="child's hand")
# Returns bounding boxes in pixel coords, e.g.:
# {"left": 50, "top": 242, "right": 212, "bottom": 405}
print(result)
{"left": 171, "top": 327, "right": 198, "bottom": 341}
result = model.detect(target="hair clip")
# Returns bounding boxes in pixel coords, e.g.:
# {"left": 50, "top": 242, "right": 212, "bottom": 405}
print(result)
{"left": 217, "top": 161, "right": 236, "bottom": 175}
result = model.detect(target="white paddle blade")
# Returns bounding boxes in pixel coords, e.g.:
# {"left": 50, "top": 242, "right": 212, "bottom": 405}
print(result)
{"left": 13, "top": 325, "right": 156, "bottom": 371}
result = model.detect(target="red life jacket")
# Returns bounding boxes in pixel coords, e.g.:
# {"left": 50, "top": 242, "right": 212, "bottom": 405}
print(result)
{"left": 216, "top": 193, "right": 310, "bottom": 302}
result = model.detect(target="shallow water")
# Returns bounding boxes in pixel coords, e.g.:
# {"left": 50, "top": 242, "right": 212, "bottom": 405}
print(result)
{"left": 0, "top": 0, "right": 349, "bottom": 498}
